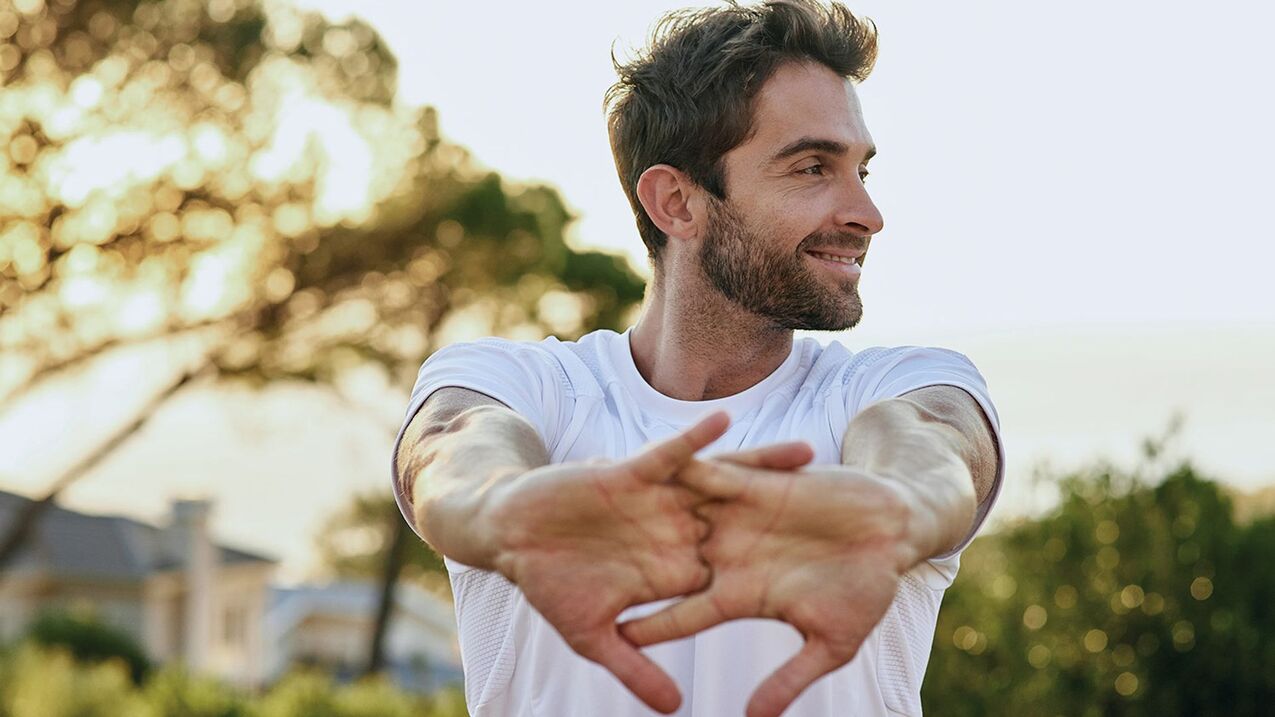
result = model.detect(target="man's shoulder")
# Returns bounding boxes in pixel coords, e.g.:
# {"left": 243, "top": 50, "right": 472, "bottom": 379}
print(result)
{"left": 797, "top": 340, "right": 987, "bottom": 406}
{"left": 454, "top": 327, "right": 618, "bottom": 353}
{"left": 814, "top": 340, "right": 979, "bottom": 376}
{"left": 438, "top": 329, "right": 618, "bottom": 398}
{"left": 435, "top": 330, "right": 596, "bottom": 362}
{"left": 798, "top": 338, "right": 899, "bottom": 384}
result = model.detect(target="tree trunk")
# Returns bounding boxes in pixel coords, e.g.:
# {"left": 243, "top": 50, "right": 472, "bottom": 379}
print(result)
{"left": 365, "top": 513, "right": 407, "bottom": 676}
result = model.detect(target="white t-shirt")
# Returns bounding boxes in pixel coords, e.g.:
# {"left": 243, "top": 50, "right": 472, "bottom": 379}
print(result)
{"left": 392, "top": 327, "right": 1005, "bottom": 717}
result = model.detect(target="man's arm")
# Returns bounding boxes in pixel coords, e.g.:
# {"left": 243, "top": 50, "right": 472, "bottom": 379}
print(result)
{"left": 840, "top": 384, "right": 1001, "bottom": 561}
{"left": 395, "top": 386, "right": 549, "bottom": 570}
{"left": 397, "top": 387, "right": 751, "bottom": 714}
{"left": 618, "top": 388, "right": 1003, "bottom": 717}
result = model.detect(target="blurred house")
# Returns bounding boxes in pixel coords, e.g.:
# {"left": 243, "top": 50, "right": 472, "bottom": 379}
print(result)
{"left": 265, "top": 580, "right": 463, "bottom": 693}
{"left": 0, "top": 492, "right": 275, "bottom": 687}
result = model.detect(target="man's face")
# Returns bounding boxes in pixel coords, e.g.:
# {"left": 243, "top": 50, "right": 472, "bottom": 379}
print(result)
{"left": 698, "top": 61, "right": 884, "bottom": 331}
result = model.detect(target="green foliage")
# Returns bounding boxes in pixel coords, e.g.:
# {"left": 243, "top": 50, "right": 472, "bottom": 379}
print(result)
{"left": 254, "top": 671, "right": 419, "bottom": 717}
{"left": 923, "top": 458, "right": 1275, "bottom": 716}
{"left": 25, "top": 611, "right": 151, "bottom": 685}
{"left": 0, "top": 645, "right": 467, "bottom": 717}
{"left": 0, "top": 644, "right": 152, "bottom": 717}
{"left": 144, "top": 667, "right": 251, "bottom": 717}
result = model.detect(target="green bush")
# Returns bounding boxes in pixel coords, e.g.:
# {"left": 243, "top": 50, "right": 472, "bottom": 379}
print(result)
{"left": 25, "top": 612, "right": 151, "bottom": 684}
{"left": 0, "top": 644, "right": 152, "bottom": 717}
{"left": 0, "top": 644, "right": 467, "bottom": 717}
{"left": 144, "top": 667, "right": 251, "bottom": 717}
{"left": 923, "top": 460, "right": 1275, "bottom": 716}
{"left": 251, "top": 670, "right": 465, "bottom": 717}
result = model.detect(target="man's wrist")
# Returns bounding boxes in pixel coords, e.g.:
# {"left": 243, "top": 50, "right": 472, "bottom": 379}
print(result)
{"left": 883, "top": 465, "right": 976, "bottom": 567}
{"left": 417, "top": 465, "right": 525, "bottom": 573}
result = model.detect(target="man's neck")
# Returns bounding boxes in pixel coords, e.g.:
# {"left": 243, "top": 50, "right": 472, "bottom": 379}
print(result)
{"left": 629, "top": 271, "right": 794, "bottom": 401}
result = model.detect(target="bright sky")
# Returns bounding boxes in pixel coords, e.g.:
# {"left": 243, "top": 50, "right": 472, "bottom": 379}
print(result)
{"left": 3, "top": 1, "right": 1273, "bottom": 580}
{"left": 296, "top": 0, "right": 1275, "bottom": 335}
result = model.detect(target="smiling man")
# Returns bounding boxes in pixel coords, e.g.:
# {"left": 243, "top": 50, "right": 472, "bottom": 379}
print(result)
{"left": 392, "top": 2, "right": 1005, "bottom": 716}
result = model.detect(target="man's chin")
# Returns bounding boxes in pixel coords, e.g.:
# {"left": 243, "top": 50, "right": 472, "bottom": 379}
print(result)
{"left": 813, "top": 298, "right": 864, "bottom": 332}
{"left": 818, "top": 312, "right": 863, "bottom": 332}
{"left": 778, "top": 304, "right": 862, "bottom": 332}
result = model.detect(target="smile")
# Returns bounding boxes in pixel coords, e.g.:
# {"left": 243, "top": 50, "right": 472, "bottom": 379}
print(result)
{"left": 805, "top": 251, "right": 863, "bottom": 277}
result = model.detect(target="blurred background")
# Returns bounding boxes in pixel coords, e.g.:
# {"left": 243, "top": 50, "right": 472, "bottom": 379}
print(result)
{"left": 0, "top": 0, "right": 1271, "bottom": 714}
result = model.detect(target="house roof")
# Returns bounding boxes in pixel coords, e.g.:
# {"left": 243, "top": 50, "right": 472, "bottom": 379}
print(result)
{"left": 266, "top": 580, "right": 456, "bottom": 634}
{"left": 0, "top": 490, "right": 274, "bottom": 581}
{"left": 264, "top": 580, "right": 459, "bottom": 668}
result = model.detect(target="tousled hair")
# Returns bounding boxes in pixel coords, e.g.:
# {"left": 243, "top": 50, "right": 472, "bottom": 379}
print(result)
{"left": 605, "top": 0, "right": 878, "bottom": 263}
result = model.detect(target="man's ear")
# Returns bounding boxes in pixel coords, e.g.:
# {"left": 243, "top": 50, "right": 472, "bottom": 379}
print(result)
{"left": 636, "top": 164, "right": 705, "bottom": 245}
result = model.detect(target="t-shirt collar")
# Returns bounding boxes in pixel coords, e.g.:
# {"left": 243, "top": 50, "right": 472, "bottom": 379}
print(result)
{"left": 610, "top": 327, "right": 805, "bottom": 424}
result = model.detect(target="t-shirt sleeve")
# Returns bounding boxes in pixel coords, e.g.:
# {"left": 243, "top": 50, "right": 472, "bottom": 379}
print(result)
{"left": 389, "top": 338, "right": 574, "bottom": 541}
{"left": 844, "top": 346, "right": 1006, "bottom": 582}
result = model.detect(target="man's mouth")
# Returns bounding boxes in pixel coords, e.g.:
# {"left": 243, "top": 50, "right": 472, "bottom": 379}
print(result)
{"left": 805, "top": 250, "right": 860, "bottom": 266}
{"left": 804, "top": 249, "right": 864, "bottom": 278}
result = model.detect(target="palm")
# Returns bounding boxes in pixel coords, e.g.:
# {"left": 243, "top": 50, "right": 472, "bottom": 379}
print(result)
{"left": 496, "top": 460, "right": 709, "bottom": 648}
{"left": 622, "top": 461, "right": 911, "bottom": 717}
{"left": 484, "top": 411, "right": 795, "bottom": 715}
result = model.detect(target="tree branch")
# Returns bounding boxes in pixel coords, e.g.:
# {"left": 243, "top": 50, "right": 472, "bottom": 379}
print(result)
{"left": 0, "top": 358, "right": 218, "bottom": 576}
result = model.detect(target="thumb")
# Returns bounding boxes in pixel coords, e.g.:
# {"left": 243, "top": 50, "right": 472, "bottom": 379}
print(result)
{"left": 623, "top": 411, "right": 731, "bottom": 483}
{"left": 746, "top": 637, "right": 848, "bottom": 717}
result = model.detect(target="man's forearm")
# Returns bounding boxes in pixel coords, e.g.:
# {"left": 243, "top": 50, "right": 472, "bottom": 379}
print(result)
{"left": 840, "top": 398, "right": 977, "bottom": 564}
{"left": 397, "top": 399, "right": 549, "bottom": 570}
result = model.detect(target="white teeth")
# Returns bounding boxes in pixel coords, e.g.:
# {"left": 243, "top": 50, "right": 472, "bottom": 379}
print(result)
{"left": 810, "top": 251, "right": 857, "bottom": 265}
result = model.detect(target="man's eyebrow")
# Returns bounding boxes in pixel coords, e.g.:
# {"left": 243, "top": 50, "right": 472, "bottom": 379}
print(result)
{"left": 769, "top": 137, "right": 877, "bottom": 164}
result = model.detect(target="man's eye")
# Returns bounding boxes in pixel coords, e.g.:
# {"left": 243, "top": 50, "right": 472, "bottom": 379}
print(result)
{"left": 798, "top": 164, "right": 824, "bottom": 176}
{"left": 859, "top": 169, "right": 870, "bottom": 184}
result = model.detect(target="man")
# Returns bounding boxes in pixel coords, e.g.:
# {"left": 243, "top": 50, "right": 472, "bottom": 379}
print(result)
{"left": 392, "top": 2, "right": 1004, "bottom": 715}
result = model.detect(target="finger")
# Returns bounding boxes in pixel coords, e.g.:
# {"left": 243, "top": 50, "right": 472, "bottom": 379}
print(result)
{"left": 713, "top": 441, "right": 815, "bottom": 471}
{"left": 694, "top": 516, "right": 712, "bottom": 542}
{"left": 584, "top": 630, "right": 684, "bottom": 714}
{"left": 674, "top": 459, "right": 749, "bottom": 501}
{"left": 670, "top": 483, "right": 709, "bottom": 511}
{"left": 746, "top": 639, "right": 849, "bottom": 717}
{"left": 625, "top": 411, "right": 731, "bottom": 483}
{"left": 691, "top": 500, "right": 730, "bottom": 527}
{"left": 619, "top": 589, "right": 732, "bottom": 647}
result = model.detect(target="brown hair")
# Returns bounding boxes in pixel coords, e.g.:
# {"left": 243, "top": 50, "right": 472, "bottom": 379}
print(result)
{"left": 605, "top": 0, "right": 878, "bottom": 263}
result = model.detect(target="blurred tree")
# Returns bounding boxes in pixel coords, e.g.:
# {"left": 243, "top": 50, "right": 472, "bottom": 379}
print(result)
{"left": 0, "top": 0, "right": 645, "bottom": 679}
{"left": 313, "top": 489, "right": 450, "bottom": 677}
{"left": 922, "top": 423, "right": 1275, "bottom": 716}
{"left": 316, "top": 492, "right": 443, "bottom": 583}
{"left": 26, "top": 610, "right": 152, "bottom": 685}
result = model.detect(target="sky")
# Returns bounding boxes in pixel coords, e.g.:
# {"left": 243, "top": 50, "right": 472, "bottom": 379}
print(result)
{"left": 293, "top": 0, "right": 1275, "bottom": 335}
{"left": 2, "top": 0, "right": 1273, "bottom": 580}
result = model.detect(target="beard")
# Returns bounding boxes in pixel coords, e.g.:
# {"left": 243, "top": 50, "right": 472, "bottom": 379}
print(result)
{"left": 698, "top": 196, "right": 865, "bottom": 331}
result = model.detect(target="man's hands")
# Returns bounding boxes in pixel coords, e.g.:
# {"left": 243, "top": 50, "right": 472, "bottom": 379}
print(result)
{"left": 481, "top": 412, "right": 920, "bottom": 717}
{"left": 620, "top": 453, "right": 917, "bottom": 717}
{"left": 481, "top": 411, "right": 813, "bottom": 714}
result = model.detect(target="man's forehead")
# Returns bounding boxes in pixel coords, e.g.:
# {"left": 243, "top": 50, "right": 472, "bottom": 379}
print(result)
{"left": 741, "top": 61, "right": 874, "bottom": 163}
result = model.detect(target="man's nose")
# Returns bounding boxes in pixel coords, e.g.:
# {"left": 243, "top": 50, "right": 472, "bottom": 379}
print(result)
{"left": 833, "top": 178, "right": 884, "bottom": 237}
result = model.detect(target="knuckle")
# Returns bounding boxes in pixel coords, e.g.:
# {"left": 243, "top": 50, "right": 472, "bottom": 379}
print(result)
{"left": 564, "top": 631, "right": 601, "bottom": 658}
{"left": 693, "top": 563, "right": 712, "bottom": 591}
{"left": 674, "top": 558, "right": 711, "bottom": 594}
{"left": 694, "top": 517, "right": 712, "bottom": 542}
{"left": 673, "top": 514, "right": 703, "bottom": 545}
{"left": 699, "top": 533, "right": 729, "bottom": 564}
